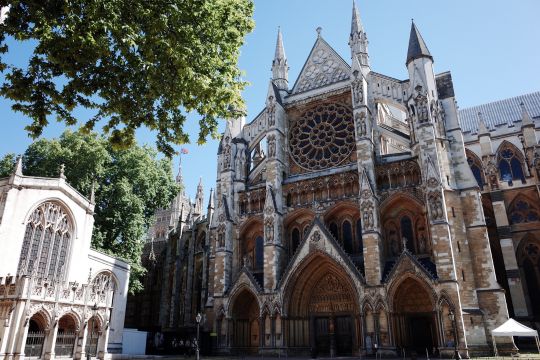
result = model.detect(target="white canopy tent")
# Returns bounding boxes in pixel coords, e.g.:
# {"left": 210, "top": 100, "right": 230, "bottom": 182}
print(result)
{"left": 492, "top": 318, "right": 540, "bottom": 356}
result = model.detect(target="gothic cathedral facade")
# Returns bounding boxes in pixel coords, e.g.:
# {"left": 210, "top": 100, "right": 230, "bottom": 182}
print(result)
{"left": 125, "top": 4, "right": 540, "bottom": 357}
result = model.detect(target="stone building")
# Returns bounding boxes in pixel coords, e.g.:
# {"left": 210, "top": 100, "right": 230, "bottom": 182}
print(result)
{"left": 0, "top": 160, "right": 130, "bottom": 359}
{"left": 125, "top": 3, "right": 540, "bottom": 357}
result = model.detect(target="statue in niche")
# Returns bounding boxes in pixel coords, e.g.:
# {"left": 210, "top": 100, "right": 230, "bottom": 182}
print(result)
{"left": 265, "top": 217, "right": 274, "bottom": 243}
{"left": 402, "top": 236, "right": 408, "bottom": 251}
{"left": 235, "top": 149, "right": 245, "bottom": 179}
{"left": 267, "top": 96, "right": 276, "bottom": 127}
{"left": 356, "top": 112, "right": 367, "bottom": 137}
{"left": 223, "top": 138, "right": 231, "bottom": 170}
{"left": 418, "top": 101, "right": 429, "bottom": 122}
{"left": 429, "top": 194, "right": 444, "bottom": 220}
{"left": 267, "top": 135, "right": 276, "bottom": 158}
{"left": 351, "top": 73, "right": 364, "bottom": 107}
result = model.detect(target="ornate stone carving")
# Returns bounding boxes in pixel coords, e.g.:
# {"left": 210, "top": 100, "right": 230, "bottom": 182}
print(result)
{"left": 428, "top": 192, "right": 444, "bottom": 221}
{"left": 235, "top": 148, "right": 246, "bottom": 179}
{"left": 267, "top": 134, "right": 276, "bottom": 158}
{"left": 482, "top": 155, "right": 499, "bottom": 190}
{"left": 361, "top": 200, "right": 375, "bottom": 230}
{"left": 266, "top": 96, "right": 276, "bottom": 127}
{"left": 295, "top": 46, "right": 349, "bottom": 93}
{"left": 351, "top": 72, "right": 364, "bottom": 107}
{"left": 289, "top": 103, "right": 355, "bottom": 171}
{"left": 264, "top": 216, "right": 274, "bottom": 244}
{"left": 355, "top": 112, "right": 367, "bottom": 137}
{"left": 311, "top": 231, "right": 321, "bottom": 243}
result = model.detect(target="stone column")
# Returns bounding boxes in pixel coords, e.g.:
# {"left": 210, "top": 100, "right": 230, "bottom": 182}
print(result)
{"left": 42, "top": 319, "right": 58, "bottom": 360}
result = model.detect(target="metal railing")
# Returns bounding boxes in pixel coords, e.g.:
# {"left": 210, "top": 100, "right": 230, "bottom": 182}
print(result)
{"left": 25, "top": 331, "right": 45, "bottom": 357}
{"left": 55, "top": 330, "right": 77, "bottom": 357}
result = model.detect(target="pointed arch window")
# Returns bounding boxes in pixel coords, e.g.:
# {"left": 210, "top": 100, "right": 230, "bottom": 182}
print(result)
{"left": 255, "top": 235, "right": 264, "bottom": 270}
{"left": 400, "top": 215, "right": 414, "bottom": 253}
{"left": 509, "top": 198, "right": 540, "bottom": 224}
{"left": 466, "top": 152, "right": 485, "bottom": 189}
{"left": 291, "top": 228, "right": 300, "bottom": 255}
{"left": 329, "top": 222, "right": 339, "bottom": 242}
{"left": 342, "top": 220, "right": 353, "bottom": 253}
{"left": 18, "top": 202, "right": 73, "bottom": 280}
{"left": 356, "top": 218, "right": 363, "bottom": 253}
{"left": 498, "top": 145, "right": 526, "bottom": 185}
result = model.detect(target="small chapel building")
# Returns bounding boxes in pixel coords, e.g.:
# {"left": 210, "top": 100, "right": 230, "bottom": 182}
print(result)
{"left": 0, "top": 160, "right": 130, "bottom": 359}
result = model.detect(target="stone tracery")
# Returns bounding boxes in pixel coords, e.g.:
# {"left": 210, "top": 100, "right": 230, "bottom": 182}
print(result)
{"left": 289, "top": 103, "right": 355, "bottom": 171}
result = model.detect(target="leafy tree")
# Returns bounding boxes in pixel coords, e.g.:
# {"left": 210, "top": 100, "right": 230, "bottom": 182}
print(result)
{"left": 0, "top": 130, "right": 179, "bottom": 292}
{"left": 0, "top": 152, "right": 15, "bottom": 175}
{"left": 0, "top": 0, "right": 254, "bottom": 156}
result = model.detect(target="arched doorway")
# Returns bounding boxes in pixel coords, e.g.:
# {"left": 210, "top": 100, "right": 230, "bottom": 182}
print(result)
{"left": 25, "top": 312, "right": 48, "bottom": 357}
{"left": 285, "top": 254, "right": 360, "bottom": 356}
{"left": 55, "top": 314, "right": 78, "bottom": 356}
{"left": 230, "top": 289, "right": 260, "bottom": 353}
{"left": 392, "top": 277, "right": 437, "bottom": 354}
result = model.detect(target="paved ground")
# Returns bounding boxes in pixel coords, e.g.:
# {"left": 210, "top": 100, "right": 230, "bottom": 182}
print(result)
{"left": 116, "top": 355, "right": 540, "bottom": 360}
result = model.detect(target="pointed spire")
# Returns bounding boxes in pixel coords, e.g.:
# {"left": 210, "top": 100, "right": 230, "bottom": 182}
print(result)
{"left": 477, "top": 112, "right": 490, "bottom": 135}
{"left": 349, "top": 1, "right": 369, "bottom": 72}
{"left": 351, "top": 0, "right": 364, "bottom": 35}
{"left": 14, "top": 155, "right": 23, "bottom": 176}
{"left": 521, "top": 102, "right": 534, "bottom": 127}
{"left": 272, "top": 27, "right": 288, "bottom": 91}
{"left": 207, "top": 188, "right": 215, "bottom": 210}
{"left": 274, "top": 27, "right": 286, "bottom": 62}
{"left": 194, "top": 176, "right": 204, "bottom": 216}
{"left": 406, "top": 21, "right": 433, "bottom": 66}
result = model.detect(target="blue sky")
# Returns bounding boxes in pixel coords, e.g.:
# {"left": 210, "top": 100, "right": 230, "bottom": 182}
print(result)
{"left": 1, "top": 0, "right": 539, "bottom": 204}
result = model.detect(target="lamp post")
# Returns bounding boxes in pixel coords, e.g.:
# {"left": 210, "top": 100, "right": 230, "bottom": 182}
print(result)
{"left": 196, "top": 313, "right": 202, "bottom": 360}
{"left": 87, "top": 303, "right": 98, "bottom": 360}
{"left": 448, "top": 310, "right": 461, "bottom": 360}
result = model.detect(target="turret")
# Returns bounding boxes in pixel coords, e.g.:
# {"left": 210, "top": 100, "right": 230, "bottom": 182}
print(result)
{"left": 349, "top": 1, "right": 370, "bottom": 75}
{"left": 271, "top": 27, "right": 288, "bottom": 91}
{"left": 194, "top": 177, "right": 204, "bottom": 217}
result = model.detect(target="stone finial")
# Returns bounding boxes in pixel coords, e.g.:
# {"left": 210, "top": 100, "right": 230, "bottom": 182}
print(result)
{"left": 13, "top": 155, "right": 23, "bottom": 176}
{"left": 477, "top": 112, "right": 490, "bottom": 135}
{"left": 316, "top": 27, "right": 322, "bottom": 37}
{"left": 90, "top": 180, "right": 96, "bottom": 204}
{"left": 521, "top": 101, "right": 533, "bottom": 127}
{"left": 59, "top": 163, "right": 66, "bottom": 179}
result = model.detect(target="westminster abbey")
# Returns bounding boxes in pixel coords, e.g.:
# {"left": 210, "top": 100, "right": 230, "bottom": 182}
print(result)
{"left": 125, "top": 3, "right": 540, "bottom": 357}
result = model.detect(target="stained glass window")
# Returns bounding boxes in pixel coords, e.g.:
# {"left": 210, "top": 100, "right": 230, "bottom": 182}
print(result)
{"left": 498, "top": 145, "right": 526, "bottom": 185}
{"left": 343, "top": 221, "right": 353, "bottom": 253}
{"left": 17, "top": 202, "right": 73, "bottom": 280}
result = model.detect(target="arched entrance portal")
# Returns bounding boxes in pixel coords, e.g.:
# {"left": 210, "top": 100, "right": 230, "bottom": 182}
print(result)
{"left": 25, "top": 312, "right": 47, "bottom": 357}
{"left": 393, "top": 277, "right": 437, "bottom": 354}
{"left": 285, "top": 254, "right": 360, "bottom": 356}
{"left": 55, "top": 314, "right": 78, "bottom": 356}
{"left": 231, "top": 289, "right": 260, "bottom": 353}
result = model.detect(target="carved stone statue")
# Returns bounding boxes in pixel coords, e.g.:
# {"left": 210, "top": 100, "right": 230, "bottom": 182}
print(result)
{"left": 235, "top": 149, "right": 245, "bottom": 179}
{"left": 352, "top": 74, "right": 364, "bottom": 107}
{"left": 267, "top": 134, "right": 276, "bottom": 158}
{"left": 267, "top": 96, "right": 276, "bottom": 127}
{"left": 265, "top": 217, "right": 274, "bottom": 243}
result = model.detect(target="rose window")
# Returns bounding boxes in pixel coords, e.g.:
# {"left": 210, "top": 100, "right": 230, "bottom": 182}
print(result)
{"left": 289, "top": 103, "right": 354, "bottom": 171}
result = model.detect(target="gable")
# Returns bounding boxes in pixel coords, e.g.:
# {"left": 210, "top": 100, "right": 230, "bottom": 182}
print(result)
{"left": 292, "top": 37, "right": 351, "bottom": 94}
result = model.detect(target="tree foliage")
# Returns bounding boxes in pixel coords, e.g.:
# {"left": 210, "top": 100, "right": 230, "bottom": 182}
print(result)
{"left": 0, "top": 0, "right": 254, "bottom": 156}
{"left": 0, "top": 130, "right": 180, "bottom": 292}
